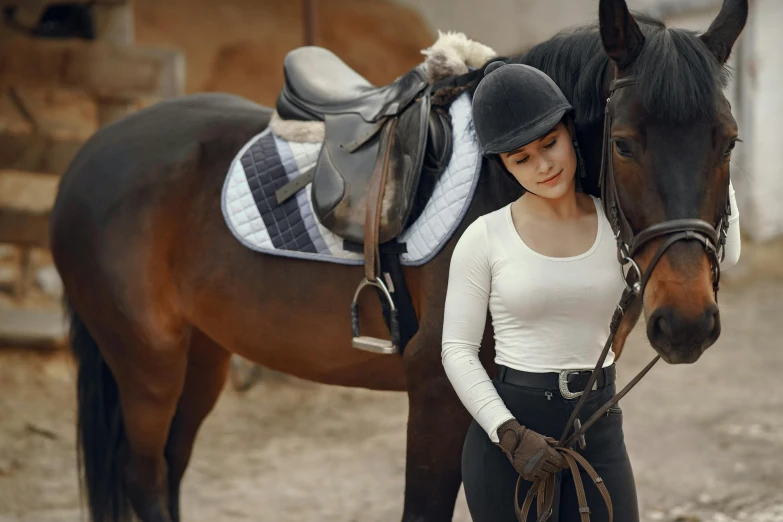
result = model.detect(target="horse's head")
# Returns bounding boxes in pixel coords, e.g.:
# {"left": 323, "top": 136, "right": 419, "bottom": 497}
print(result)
{"left": 599, "top": 0, "right": 747, "bottom": 363}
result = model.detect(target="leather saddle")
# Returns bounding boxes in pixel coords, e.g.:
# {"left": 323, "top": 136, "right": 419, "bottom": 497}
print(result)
{"left": 276, "top": 47, "right": 451, "bottom": 243}
{"left": 275, "top": 46, "right": 453, "bottom": 354}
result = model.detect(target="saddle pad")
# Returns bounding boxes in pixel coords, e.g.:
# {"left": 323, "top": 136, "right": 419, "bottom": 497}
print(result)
{"left": 221, "top": 93, "right": 481, "bottom": 266}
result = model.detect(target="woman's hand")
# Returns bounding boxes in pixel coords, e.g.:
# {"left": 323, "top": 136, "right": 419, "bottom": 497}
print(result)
{"left": 496, "top": 419, "right": 566, "bottom": 481}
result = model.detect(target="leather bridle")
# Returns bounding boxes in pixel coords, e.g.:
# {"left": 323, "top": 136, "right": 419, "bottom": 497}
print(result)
{"left": 516, "top": 75, "right": 734, "bottom": 522}
{"left": 599, "top": 76, "right": 732, "bottom": 300}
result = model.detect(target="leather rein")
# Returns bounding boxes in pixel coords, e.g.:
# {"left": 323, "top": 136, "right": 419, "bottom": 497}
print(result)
{"left": 516, "top": 75, "right": 733, "bottom": 522}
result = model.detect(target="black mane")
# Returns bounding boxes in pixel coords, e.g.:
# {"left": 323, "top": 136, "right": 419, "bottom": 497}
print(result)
{"left": 506, "top": 14, "right": 729, "bottom": 126}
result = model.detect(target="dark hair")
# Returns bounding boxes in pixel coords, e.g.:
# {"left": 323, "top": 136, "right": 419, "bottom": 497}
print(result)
{"left": 511, "top": 15, "right": 728, "bottom": 126}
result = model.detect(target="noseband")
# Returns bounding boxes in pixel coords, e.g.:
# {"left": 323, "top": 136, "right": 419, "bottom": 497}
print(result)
{"left": 518, "top": 75, "right": 734, "bottom": 522}
{"left": 599, "top": 76, "right": 732, "bottom": 298}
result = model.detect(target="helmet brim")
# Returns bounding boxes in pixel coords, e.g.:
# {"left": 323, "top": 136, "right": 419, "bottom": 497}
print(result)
{"left": 482, "top": 106, "right": 571, "bottom": 156}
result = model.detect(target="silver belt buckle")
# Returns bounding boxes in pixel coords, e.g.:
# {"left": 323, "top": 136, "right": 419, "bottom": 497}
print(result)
{"left": 558, "top": 370, "right": 597, "bottom": 400}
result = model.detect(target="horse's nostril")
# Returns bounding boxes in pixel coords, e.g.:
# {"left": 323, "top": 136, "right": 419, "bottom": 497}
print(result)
{"left": 647, "top": 308, "right": 673, "bottom": 347}
{"left": 656, "top": 314, "right": 672, "bottom": 338}
{"left": 703, "top": 304, "right": 721, "bottom": 343}
{"left": 705, "top": 310, "right": 716, "bottom": 335}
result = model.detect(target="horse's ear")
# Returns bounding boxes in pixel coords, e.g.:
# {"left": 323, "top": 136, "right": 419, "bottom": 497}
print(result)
{"left": 599, "top": 0, "right": 645, "bottom": 70}
{"left": 700, "top": 0, "right": 748, "bottom": 65}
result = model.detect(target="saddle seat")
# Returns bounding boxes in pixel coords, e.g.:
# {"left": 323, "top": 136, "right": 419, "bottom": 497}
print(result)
{"left": 276, "top": 46, "right": 430, "bottom": 122}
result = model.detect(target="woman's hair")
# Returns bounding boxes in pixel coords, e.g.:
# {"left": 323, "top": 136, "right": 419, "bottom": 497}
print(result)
{"left": 492, "top": 114, "right": 585, "bottom": 193}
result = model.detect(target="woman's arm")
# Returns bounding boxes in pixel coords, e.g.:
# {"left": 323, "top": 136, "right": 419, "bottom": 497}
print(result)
{"left": 721, "top": 180, "right": 741, "bottom": 270}
{"left": 442, "top": 218, "right": 514, "bottom": 443}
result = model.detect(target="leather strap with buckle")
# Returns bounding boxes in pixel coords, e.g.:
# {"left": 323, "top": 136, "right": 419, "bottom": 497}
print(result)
{"left": 496, "top": 365, "right": 616, "bottom": 399}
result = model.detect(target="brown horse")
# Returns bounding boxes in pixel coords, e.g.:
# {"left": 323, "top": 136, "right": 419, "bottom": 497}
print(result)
{"left": 50, "top": 0, "right": 746, "bottom": 520}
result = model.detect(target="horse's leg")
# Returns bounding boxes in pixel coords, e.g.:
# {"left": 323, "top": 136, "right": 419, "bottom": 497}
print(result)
{"left": 165, "top": 328, "right": 231, "bottom": 522}
{"left": 401, "top": 328, "right": 474, "bottom": 522}
{"left": 105, "top": 321, "right": 189, "bottom": 522}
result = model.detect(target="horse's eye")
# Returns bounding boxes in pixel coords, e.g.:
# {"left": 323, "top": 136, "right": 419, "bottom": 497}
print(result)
{"left": 614, "top": 140, "right": 632, "bottom": 158}
{"left": 723, "top": 140, "right": 737, "bottom": 158}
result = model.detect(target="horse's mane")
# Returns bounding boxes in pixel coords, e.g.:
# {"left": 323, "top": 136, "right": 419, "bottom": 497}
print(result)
{"left": 503, "top": 14, "right": 730, "bottom": 126}
{"left": 430, "top": 14, "right": 732, "bottom": 203}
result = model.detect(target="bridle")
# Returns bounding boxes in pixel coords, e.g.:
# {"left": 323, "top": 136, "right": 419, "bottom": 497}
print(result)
{"left": 599, "top": 76, "right": 732, "bottom": 300}
{"left": 516, "top": 74, "right": 733, "bottom": 522}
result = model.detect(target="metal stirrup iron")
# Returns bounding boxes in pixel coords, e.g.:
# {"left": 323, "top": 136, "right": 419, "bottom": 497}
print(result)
{"left": 350, "top": 277, "right": 400, "bottom": 354}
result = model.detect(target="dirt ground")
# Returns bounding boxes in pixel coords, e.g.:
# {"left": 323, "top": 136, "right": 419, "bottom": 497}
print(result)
{"left": 0, "top": 240, "right": 782, "bottom": 522}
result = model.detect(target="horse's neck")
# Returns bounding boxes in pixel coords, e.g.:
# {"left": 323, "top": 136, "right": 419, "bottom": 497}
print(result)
{"left": 468, "top": 159, "right": 521, "bottom": 219}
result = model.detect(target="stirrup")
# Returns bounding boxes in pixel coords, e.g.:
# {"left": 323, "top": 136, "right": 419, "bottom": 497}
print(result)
{"left": 350, "top": 277, "right": 399, "bottom": 354}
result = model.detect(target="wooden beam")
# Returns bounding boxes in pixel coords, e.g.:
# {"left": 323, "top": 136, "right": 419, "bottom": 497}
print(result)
{"left": 0, "top": 34, "right": 185, "bottom": 99}
{"left": 0, "top": 170, "right": 59, "bottom": 248}
{"left": 0, "top": 208, "right": 50, "bottom": 247}
{"left": 0, "top": 87, "right": 98, "bottom": 141}
{"left": 0, "top": 170, "right": 59, "bottom": 213}
{"left": 92, "top": 0, "right": 134, "bottom": 124}
{"left": 0, "top": 0, "right": 126, "bottom": 9}
{"left": 0, "top": 133, "right": 83, "bottom": 174}
{"left": 0, "top": 87, "right": 94, "bottom": 173}
{"left": 304, "top": 0, "right": 318, "bottom": 46}
{"left": 92, "top": 0, "right": 134, "bottom": 46}
{"left": 0, "top": 308, "right": 68, "bottom": 346}
{"left": 0, "top": 89, "right": 33, "bottom": 135}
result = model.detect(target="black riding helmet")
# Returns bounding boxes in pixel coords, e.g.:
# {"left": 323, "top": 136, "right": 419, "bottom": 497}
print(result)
{"left": 472, "top": 61, "right": 585, "bottom": 190}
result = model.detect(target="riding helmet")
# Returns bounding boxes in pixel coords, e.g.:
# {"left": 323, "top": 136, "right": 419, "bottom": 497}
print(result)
{"left": 472, "top": 61, "right": 573, "bottom": 156}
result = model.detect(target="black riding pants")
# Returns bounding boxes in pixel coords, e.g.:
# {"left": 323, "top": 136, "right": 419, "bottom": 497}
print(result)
{"left": 462, "top": 371, "right": 639, "bottom": 522}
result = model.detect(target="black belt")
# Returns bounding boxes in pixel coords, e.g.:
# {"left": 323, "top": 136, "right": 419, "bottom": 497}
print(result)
{"left": 496, "top": 364, "right": 616, "bottom": 399}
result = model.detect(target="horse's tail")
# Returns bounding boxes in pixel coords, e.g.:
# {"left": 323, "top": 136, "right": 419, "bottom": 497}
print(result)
{"left": 68, "top": 300, "right": 131, "bottom": 522}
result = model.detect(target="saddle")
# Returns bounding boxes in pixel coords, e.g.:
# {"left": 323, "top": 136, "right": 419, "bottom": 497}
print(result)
{"left": 275, "top": 46, "right": 453, "bottom": 354}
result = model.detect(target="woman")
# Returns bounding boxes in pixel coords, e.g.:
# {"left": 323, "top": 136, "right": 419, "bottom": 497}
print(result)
{"left": 441, "top": 62, "right": 741, "bottom": 521}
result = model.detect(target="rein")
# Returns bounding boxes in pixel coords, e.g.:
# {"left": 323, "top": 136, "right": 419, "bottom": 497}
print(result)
{"left": 515, "top": 74, "right": 732, "bottom": 522}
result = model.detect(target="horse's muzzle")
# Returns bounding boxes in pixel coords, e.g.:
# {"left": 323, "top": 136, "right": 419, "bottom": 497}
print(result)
{"left": 646, "top": 304, "right": 721, "bottom": 363}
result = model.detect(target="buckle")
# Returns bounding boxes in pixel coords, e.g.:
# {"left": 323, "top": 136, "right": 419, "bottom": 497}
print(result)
{"left": 558, "top": 370, "right": 597, "bottom": 400}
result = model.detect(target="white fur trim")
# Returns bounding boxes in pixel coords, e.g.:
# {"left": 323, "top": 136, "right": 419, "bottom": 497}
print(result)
{"left": 269, "top": 111, "right": 325, "bottom": 143}
{"left": 421, "top": 31, "right": 497, "bottom": 82}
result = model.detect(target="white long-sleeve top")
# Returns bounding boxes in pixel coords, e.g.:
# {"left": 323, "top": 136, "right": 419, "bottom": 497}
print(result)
{"left": 442, "top": 188, "right": 740, "bottom": 442}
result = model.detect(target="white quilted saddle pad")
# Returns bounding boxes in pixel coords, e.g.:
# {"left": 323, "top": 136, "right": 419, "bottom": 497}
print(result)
{"left": 221, "top": 92, "right": 481, "bottom": 266}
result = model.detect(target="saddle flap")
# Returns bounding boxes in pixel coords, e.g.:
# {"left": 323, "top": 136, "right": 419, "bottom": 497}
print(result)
{"left": 312, "top": 94, "right": 431, "bottom": 244}
{"left": 382, "top": 94, "right": 431, "bottom": 238}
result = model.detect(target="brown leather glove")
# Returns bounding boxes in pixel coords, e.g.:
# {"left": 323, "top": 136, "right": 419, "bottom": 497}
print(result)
{"left": 496, "top": 419, "right": 566, "bottom": 481}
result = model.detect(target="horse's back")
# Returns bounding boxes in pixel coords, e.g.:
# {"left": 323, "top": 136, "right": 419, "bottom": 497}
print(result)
{"left": 52, "top": 93, "right": 269, "bottom": 229}
{"left": 50, "top": 92, "right": 271, "bottom": 288}
{"left": 56, "top": 93, "right": 269, "bottom": 202}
